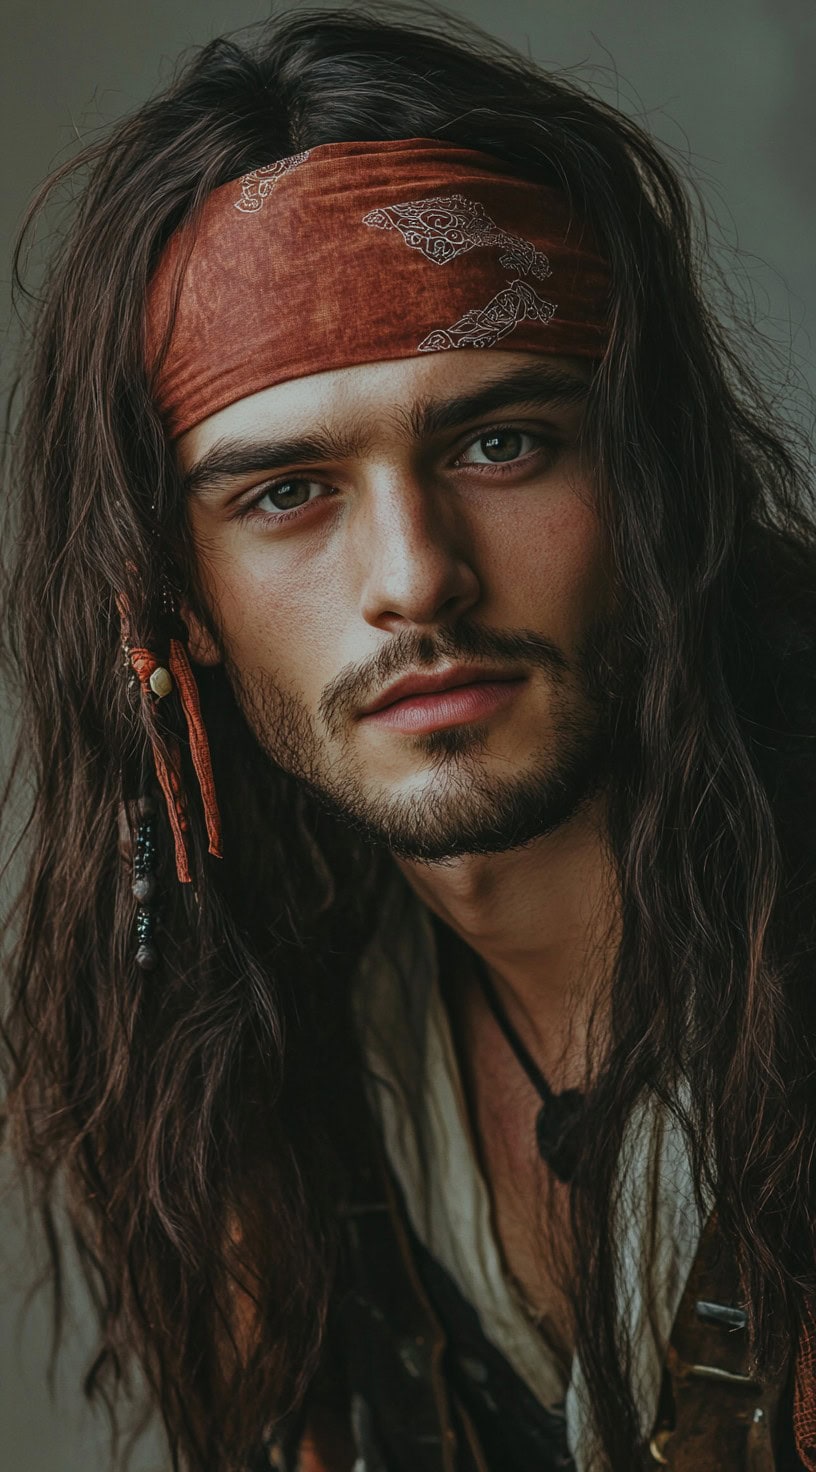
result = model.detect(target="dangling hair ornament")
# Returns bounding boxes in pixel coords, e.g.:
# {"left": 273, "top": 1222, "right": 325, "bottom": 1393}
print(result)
{"left": 122, "top": 791, "right": 160, "bottom": 971}
{"left": 116, "top": 588, "right": 222, "bottom": 888}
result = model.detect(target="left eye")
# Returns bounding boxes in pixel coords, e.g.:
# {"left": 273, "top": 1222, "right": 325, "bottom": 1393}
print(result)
{"left": 458, "top": 430, "right": 539, "bottom": 465}
{"left": 254, "top": 478, "right": 326, "bottom": 513}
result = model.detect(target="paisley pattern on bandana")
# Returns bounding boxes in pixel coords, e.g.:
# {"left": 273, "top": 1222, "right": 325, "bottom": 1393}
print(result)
{"left": 362, "top": 194, "right": 552, "bottom": 280}
{"left": 234, "top": 152, "right": 312, "bottom": 213}
{"left": 418, "top": 280, "right": 557, "bottom": 352}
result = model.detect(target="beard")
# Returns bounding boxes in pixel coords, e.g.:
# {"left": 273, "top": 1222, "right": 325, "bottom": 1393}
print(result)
{"left": 227, "top": 616, "right": 619, "bottom": 863}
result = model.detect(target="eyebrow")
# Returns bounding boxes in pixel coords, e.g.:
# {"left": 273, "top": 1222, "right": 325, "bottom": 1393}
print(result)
{"left": 182, "top": 360, "right": 590, "bottom": 497}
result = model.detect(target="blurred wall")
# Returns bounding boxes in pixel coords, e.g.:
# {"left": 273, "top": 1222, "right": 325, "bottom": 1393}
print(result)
{"left": 1, "top": 1, "right": 813, "bottom": 1469}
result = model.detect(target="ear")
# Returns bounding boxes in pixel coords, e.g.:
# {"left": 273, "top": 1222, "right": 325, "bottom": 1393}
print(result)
{"left": 181, "top": 602, "right": 221, "bottom": 667}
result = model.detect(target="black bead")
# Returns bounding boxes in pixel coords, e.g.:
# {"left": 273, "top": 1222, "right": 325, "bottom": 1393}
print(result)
{"left": 135, "top": 943, "right": 159, "bottom": 971}
{"left": 135, "top": 906, "right": 154, "bottom": 942}
{"left": 134, "top": 829, "right": 156, "bottom": 875}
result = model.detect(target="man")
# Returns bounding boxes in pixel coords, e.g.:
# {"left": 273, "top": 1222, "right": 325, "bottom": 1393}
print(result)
{"left": 3, "top": 9, "right": 815, "bottom": 1472}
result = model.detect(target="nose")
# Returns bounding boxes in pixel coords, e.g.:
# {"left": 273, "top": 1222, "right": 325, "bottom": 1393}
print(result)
{"left": 356, "top": 470, "right": 482, "bottom": 633}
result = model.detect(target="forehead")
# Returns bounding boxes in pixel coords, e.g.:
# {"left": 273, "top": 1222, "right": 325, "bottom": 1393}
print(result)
{"left": 176, "top": 350, "right": 591, "bottom": 471}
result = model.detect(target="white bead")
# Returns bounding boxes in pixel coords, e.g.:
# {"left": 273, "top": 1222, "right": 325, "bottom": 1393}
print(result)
{"left": 149, "top": 666, "right": 173, "bottom": 698}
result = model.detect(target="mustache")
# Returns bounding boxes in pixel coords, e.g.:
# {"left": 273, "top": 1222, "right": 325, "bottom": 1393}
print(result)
{"left": 318, "top": 622, "right": 570, "bottom": 737}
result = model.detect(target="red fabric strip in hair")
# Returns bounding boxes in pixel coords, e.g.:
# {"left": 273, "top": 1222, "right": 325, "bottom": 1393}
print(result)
{"left": 146, "top": 138, "right": 611, "bottom": 438}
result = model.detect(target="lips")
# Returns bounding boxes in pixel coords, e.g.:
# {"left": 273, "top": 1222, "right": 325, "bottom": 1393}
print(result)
{"left": 360, "top": 665, "right": 524, "bottom": 716}
{"left": 358, "top": 666, "right": 527, "bottom": 736}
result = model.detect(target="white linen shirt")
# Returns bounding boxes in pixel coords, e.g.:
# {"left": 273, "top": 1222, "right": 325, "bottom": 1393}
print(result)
{"left": 353, "top": 873, "right": 705, "bottom": 1470}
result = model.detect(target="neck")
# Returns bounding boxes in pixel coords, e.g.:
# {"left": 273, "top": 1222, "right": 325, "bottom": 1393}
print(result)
{"left": 395, "top": 791, "right": 619, "bottom": 1086}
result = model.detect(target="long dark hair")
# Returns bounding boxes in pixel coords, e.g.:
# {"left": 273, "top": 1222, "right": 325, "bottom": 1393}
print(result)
{"left": 3, "top": 5, "right": 816, "bottom": 1468}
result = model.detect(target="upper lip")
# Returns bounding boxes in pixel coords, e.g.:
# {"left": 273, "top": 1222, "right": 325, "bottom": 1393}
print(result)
{"left": 360, "top": 664, "right": 526, "bottom": 716}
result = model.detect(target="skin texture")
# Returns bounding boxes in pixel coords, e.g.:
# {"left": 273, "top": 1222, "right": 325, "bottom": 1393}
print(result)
{"left": 181, "top": 348, "right": 624, "bottom": 1354}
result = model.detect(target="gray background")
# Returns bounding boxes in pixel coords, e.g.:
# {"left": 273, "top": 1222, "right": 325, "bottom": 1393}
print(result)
{"left": 1, "top": 1, "right": 813, "bottom": 1469}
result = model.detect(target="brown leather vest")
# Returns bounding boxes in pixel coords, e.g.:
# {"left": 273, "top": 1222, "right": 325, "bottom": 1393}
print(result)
{"left": 257, "top": 1144, "right": 796, "bottom": 1472}
{"left": 647, "top": 1211, "right": 794, "bottom": 1470}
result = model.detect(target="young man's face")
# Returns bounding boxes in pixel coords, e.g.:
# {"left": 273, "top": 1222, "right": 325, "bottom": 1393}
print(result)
{"left": 180, "top": 349, "right": 616, "bottom": 860}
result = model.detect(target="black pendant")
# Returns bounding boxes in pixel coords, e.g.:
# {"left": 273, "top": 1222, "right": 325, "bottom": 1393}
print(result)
{"left": 432, "top": 918, "right": 587, "bottom": 1184}
{"left": 535, "top": 1088, "right": 585, "bottom": 1182}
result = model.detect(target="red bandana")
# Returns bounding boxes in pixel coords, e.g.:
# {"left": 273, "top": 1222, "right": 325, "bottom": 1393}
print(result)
{"left": 146, "top": 138, "right": 611, "bottom": 438}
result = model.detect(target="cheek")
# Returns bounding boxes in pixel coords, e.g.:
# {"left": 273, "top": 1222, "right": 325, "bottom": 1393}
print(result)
{"left": 478, "top": 483, "right": 607, "bottom": 634}
{"left": 195, "top": 532, "right": 340, "bottom": 697}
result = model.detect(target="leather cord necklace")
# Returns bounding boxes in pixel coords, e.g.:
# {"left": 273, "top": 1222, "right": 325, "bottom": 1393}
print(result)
{"left": 472, "top": 957, "right": 585, "bottom": 1183}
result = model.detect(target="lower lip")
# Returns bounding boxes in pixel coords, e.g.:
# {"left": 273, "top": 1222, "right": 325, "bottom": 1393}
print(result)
{"left": 361, "top": 679, "right": 526, "bottom": 734}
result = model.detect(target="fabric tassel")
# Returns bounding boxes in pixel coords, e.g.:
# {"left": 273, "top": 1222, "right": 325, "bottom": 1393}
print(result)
{"left": 795, "top": 1304, "right": 816, "bottom": 1469}
{"left": 168, "top": 637, "right": 223, "bottom": 859}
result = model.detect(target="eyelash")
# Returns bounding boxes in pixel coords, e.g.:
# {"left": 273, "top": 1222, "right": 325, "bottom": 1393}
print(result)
{"left": 235, "top": 423, "right": 559, "bottom": 527}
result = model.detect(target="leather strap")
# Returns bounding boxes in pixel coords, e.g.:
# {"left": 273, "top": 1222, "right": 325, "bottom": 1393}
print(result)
{"left": 647, "top": 1213, "right": 790, "bottom": 1469}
